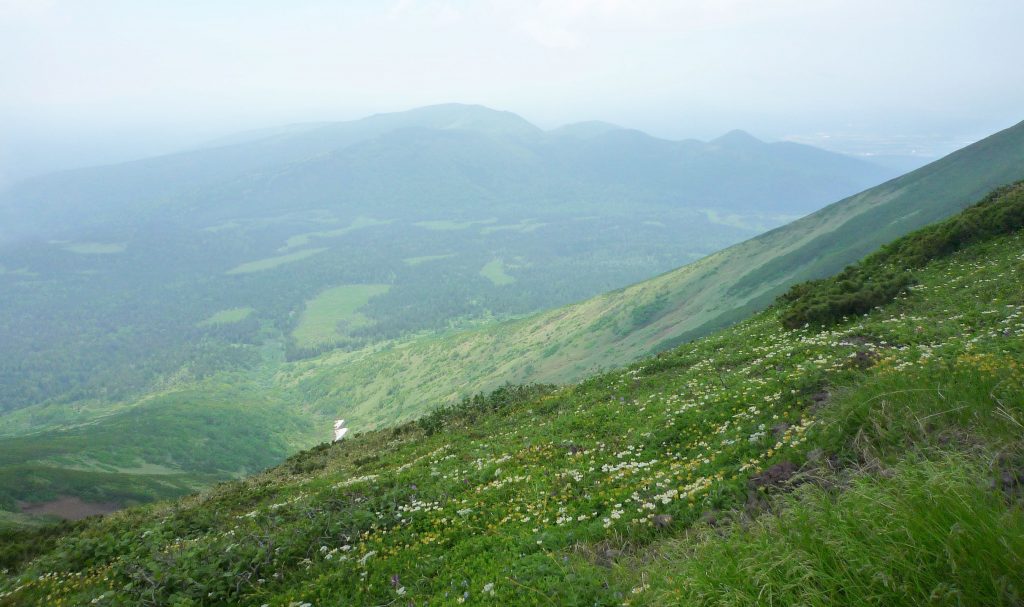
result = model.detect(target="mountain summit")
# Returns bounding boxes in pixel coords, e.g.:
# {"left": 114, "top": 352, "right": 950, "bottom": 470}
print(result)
{"left": 711, "top": 129, "right": 765, "bottom": 148}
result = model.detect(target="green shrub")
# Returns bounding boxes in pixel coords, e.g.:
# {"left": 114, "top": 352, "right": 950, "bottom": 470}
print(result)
{"left": 416, "top": 382, "right": 555, "bottom": 435}
{"left": 0, "top": 521, "right": 81, "bottom": 571}
{"left": 781, "top": 181, "right": 1024, "bottom": 328}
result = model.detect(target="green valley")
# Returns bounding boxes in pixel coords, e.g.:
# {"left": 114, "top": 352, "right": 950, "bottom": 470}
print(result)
{"left": 0, "top": 115, "right": 1021, "bottom": 519}
{"left": 5, "top": 104, "right": 891, "bottom": 420}
{"left": 2, "top": 180, "right": 1022, "bottom": 606}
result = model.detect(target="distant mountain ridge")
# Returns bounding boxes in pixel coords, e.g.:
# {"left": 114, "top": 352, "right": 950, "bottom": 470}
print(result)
{"left": 0, "top": 103, "right": 892, "bottom": 241}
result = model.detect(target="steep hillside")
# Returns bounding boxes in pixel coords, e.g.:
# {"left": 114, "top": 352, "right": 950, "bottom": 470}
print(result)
{"left": 277, "top": 120, "right": 1024, "bottom": 429}
{"left": 2, "top": 183, "right": 1022, "bottom": 606}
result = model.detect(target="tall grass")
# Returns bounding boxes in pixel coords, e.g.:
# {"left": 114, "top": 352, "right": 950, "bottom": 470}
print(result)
{"left": 648, "top": 455, "right": 1024, "bottom": 606}
{"left": 817, "top": 361, "right": 1024, "bottom": 461}
{"left": 634, "top": 361, "right": 1024, "bottom": 606}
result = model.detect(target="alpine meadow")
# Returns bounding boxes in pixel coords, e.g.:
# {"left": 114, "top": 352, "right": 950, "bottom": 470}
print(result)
{"left": 2, "top": 2, "right": 1023, "bottom": 605}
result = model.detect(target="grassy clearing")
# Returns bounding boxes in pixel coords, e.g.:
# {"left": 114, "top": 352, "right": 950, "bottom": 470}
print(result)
{"left": 480, "top": 258, "right": 516, "bottom": 285}
{"left": 0, "top": 264, "right": 35, "bottom": 276}
{"left": 0, "top": 510, "right": 43, "bottom": 530}
{"left": 197, "top": 307, "right": 254, "bottom": 327}
{"left": 280, "top": 216, "right": 392, "bottom": 251}
{"left": 480, "top": 218, "right": 547, "bottom": 234}
{"left": 402, "top": 253, "right": 456, "bottom": 266}
{"left": 291, "top": 284, "right": 391, "bottom": 348}
{"left": 225, "top": 247, "right": 328, "bottom": 275}
{"left": 61, "top": 242, "right": 126, "bottom": 254}
{"left": 0, "top": 386, "right": 317, "bottom": 513}
{"left": 414, "top": 218, "right": 497, "bottom": 231}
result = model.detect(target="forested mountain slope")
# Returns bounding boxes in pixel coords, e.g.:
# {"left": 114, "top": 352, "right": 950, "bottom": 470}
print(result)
{"left": 2, "top": 182, "right": 1022, "bottom": 606}
{"left": 279, "top": 119, "right": 1024, "bottom": 429}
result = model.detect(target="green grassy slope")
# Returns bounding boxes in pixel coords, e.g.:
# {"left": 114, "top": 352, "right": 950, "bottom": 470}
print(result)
{"left": 277, "top": 120, "right": 1024, "bottom": 430}
{"left": 2, "top": 184, "right": 1022, "bottom": 606}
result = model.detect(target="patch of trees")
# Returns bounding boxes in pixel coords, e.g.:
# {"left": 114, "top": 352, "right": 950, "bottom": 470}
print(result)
{"left": 417, "top": 383, "right": 555, "bottom": 435}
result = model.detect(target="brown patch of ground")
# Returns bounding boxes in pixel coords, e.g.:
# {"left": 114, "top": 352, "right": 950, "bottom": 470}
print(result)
{"left": 18, "top": 496, "right": 121, "bottom": 520}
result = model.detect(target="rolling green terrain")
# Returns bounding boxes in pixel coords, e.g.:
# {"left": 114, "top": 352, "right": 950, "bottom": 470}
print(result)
{"left": 0, "top": 104, "right": 893, "bottom": 421}
{"left": 2, "top": 183, "right": 1021, "bottom": 606}
{"left": 0, "top": 380, "right": 316, "bottom": 514}
{"left": 0, "top": 118, "right": 1020, "bottom": 518}
{"left": 271, "top": 118, "right": 1024, "bottom": 430}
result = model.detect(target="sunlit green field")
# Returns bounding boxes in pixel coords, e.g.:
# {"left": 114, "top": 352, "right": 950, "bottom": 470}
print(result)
{"left": 279, "top": 216, "right": 392, "bottom": 251}
{"left": 197, "top": 307, "right": 254, "bottom": 326}
{"left": 61, "top": 242, "right": 126, "bottom": 254}
{"left": 226, "top": 247, "right": 329, "bottom": 274}
{"left": 292, "top": 284, "right": 392, "bottom": 348}
{"left": 479, "top": 258, "right": 516, "bottom": 285}
{"left": 402, "top": 253, "right": 456, "bottom": 266}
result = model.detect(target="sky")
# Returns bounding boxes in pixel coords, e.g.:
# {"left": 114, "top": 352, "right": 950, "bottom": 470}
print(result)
{"left": 2, "top": 0, "right": 1023, "bottom": 183}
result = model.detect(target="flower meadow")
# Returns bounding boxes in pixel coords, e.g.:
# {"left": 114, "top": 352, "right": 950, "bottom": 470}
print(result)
{"left": 2, "top": 219, "right": 1023, "bottom": 605}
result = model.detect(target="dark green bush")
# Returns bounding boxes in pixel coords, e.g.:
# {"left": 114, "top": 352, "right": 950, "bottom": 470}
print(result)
{"left": 0, "top": 520, "right": 82, "bottom": 570}
{"left": 781, "top": 181, "right": 1024, "bottom": 328}
{"left": 781, "top": 269, "right": 912, "bottom": 328}
{"left": 417, "top": 383, "right": 555, "bottom": 435}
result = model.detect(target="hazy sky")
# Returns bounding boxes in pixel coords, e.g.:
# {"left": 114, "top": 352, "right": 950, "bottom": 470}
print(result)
{"left": 2, "top": 0, "right": 1023, "bottom": 181}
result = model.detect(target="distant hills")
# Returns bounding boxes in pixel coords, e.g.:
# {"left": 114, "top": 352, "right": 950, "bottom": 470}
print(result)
{"left": 0, "top": 103, "right": 892, "bottom": 240}
{"left": 0, "top": 103, "right": 896, "bottom": 420}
